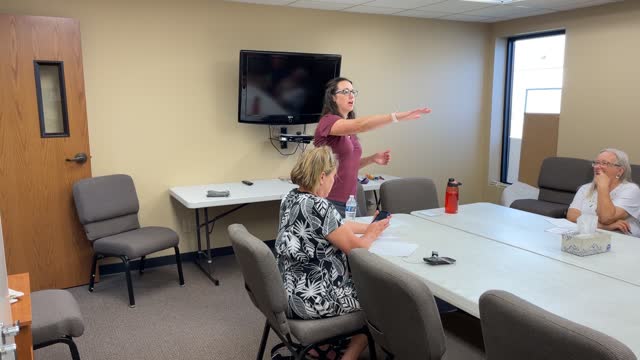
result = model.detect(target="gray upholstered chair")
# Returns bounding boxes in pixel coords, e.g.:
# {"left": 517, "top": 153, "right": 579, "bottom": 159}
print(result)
{"left": 479, "top": 290, "right": 636, "bottom": 360}
{"left": 72, "top": 174, "right": 184, "bottom": 307}
{"left": 348, "top": 248, "right": 447, "bottom": 360}
{"left": 380, "top": 177, "right": 439, "bottom": 214}
{"left": 511, "top": 157, "right": 592, "bottom": 218}
{"left": 32, "top": 289, "right": 84, "bottom": 360}
{"left": 631, "top": 164, "right": 640, "bottom": 186}
{"left": 356, "top": 182, "right": 368, "bottom": 217}
{"left": 228, "top": 224, "right": 376, "bottom": 360}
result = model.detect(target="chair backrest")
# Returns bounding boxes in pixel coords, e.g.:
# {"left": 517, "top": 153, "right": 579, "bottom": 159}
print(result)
{"left": 480, "top": 290, "right": 636, "bottom": 360}
{"left": 228, "top": 224, "right": 291, "bottom": 337}
{"left": 356, "top": 182, "right": 367, "bottom": 217}
{"left": 630, "top": 164, "right": 640, "bottom": 186}
{"left": 349, "top": 249, "right": 446, "bottom": 360}
{"left": 537, "top": 157, "right": 592, "bottom": 205}
{"left": 380, "top": 177, "right": 439, "bottom": 214}
{"left": 72, "top": 174, "right": 140, "bottom": 241}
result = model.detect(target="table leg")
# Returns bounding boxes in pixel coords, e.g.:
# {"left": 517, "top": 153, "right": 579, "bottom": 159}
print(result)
{"left": 194, "top": 208, "right": 220, "bottom": 285}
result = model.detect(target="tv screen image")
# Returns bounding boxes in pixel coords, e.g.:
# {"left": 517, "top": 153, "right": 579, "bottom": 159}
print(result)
{"left": 238, "top": 50, "right": 341, "bottom": 125}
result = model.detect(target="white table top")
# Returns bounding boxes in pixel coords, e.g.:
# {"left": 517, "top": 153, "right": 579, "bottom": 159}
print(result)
{"left": 411, "top": 202, "right": 640, "bottom": 287}
{"left": 358, "top": 174, "right": 401, "bottom": 192}
{"left": 169, "top": 179, "right": 296, "bottom": 209}
{"left": 170, "top": 175, "right": 402, "bottom": 209}
{"left": 370, "top": 214, "right": 640, "bottom": 356}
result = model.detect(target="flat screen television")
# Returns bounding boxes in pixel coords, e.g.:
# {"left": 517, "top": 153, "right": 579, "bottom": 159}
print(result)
{"left": 238, "top": 50, "right": 341, "bottom": 125}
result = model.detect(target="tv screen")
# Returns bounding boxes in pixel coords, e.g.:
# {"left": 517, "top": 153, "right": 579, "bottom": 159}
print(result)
{"left": 238, "top": 50, "right": 341, "bottom": 125}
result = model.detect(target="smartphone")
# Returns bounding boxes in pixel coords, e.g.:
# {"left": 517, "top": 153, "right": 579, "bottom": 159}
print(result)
{"left": 371, "top": 210, "right": 391, "bottom": 223}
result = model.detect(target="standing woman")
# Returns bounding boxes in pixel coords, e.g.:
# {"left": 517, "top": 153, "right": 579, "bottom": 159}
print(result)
{"left": 314, "top": 77, "right": 431, "bottom": 215}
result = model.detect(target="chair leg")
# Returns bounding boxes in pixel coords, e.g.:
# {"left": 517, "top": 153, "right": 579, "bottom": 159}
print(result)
{"left": 88, "top": 254, "right": 99, "bottom": 292}
{"left": 60, "top": 336, "right": 81, "bottom": 360}
{"left": 257, "top": 320, "right": 270, "bottom": 360}
{"left": 121, "top": 256, "right": 135, "bottom": 308}
{"left": 365, "top": 328, "right": 378, "bottom": 360}
{"left": 139, "top": 256, "right": 146, "bottom": 275}
{"left": 295, "top": 344, "right": 314, "bottom": 360}
{"left": 174, "top": 246, "right": 185, "bottom": 286}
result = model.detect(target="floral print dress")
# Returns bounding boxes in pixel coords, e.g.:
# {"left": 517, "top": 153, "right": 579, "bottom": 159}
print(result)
{"left": 276, "top": 189, "right": 360, "bottom": 319}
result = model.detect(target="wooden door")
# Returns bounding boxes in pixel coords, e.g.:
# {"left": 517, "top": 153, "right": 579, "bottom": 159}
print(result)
{"left": 0, "top": 15, "right": 93, "bottom": 290}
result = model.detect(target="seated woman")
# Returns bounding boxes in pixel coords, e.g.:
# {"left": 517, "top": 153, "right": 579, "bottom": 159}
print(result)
{"left": 567, "top": 148, "right": 640, "bottom": 236}
{"left": 275, "top": 146, "right": 390, "bottom": 360}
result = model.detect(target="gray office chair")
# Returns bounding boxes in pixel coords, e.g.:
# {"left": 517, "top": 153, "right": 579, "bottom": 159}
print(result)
{"left": 32, "top": 289, "right": 84, "bottom": 360}
{"left": 72, "top": 174, "right": 184, "bottom": 307}
{"left": 380, "top": 177, "right": 439, "bottom": 214}
{"left": 228, "top": 224, "right": 376, "bottom": 360}
{"left": 348, "top": 248, "right": 447, "bottom": 360}
{"left": 356, "top": 182, "right": 368, "bottom": 217}
{"left": 479, "top": 290, "right": 636, "bottom": 360}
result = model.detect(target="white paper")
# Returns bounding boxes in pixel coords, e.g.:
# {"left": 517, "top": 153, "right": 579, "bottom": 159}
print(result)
{"left": 9, "top": 288, "right": 24, "bottom": 299}
{"left": 545, "top": 227, "right": 575, "bottom": 234}
{"left": 545, "top": 218, "right": 577, "bottom": 229}
{"left": 416, "top": 208, "right": 444, "bottom": 217}
{"left": 369, "top": 241, "right": 418, "bottom": 257}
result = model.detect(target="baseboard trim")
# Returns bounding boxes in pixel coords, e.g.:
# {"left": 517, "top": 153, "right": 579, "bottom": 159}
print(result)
{"left": 99, "top": 239, "right": 276, "bottom": 275}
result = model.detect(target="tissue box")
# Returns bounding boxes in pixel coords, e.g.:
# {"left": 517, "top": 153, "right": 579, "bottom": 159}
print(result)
{"left": 561, "top": 231, "right": 611, "bottom": 256}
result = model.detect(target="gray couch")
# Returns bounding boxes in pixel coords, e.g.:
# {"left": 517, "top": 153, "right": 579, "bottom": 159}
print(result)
{"left": 511, "top": 157, "right": 640, "bottom": 218}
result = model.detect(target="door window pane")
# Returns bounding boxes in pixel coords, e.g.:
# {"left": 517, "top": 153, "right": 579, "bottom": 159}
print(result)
{"left": 34, "top": 61, "right": 69, "bottom": 137}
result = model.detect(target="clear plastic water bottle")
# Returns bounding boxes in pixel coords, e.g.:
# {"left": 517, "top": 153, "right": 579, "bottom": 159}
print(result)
{"left": 345, "top": 195, "right": 357, "bottom": 220}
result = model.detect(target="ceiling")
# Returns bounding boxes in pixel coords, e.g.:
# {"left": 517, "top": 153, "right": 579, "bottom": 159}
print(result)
{"left": 225, "top": 0, "right": 623, "bottom": 23}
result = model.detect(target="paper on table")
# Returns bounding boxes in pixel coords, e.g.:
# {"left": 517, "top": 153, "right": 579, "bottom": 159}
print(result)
{"left": 546, "top": 218, "right": 577, "bottom": 229}
{"left": 9, "top": 288, "right": 24, "bottom": 299}
{"left": 415, "top": 208, "right": 444, "bottom": 217}
{"left": 545, "top": 227, "right": 575, "bottom": 234}
{"left": 369, "top": 241, "right": 418, "bottom": 257}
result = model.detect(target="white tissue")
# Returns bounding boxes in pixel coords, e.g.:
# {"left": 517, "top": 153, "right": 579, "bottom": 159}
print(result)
{"left": 577, "top": 214, "right": 598, "bottom": 234}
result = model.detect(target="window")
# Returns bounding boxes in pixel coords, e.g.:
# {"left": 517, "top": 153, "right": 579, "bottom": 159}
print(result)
{"left": 501, "top": 31, "right": 566, "bottom": 184}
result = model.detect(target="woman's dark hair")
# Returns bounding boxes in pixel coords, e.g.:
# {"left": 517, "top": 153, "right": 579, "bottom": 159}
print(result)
{"left": 321, "top": 77, "right": 356, "bottom": 119}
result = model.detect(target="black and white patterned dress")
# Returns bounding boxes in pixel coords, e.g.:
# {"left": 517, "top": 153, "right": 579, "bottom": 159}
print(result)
{"left": 276, "top": 189, "right": 360, "bottom": 319}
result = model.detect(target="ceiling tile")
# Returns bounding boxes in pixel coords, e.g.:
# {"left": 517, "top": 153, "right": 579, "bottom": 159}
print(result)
{"left": 289, "top": 0, "right": 352, "bottom": 10}
{"left": 463, "top": 4, "right": 541, "bottom": 17}
{"left": 393, "top": 9, "right": 450, "bottom": 18}
{"left": 345, "top": 5, "right": 406, "bottom": 14}
{"left": 418, "top": 0, "right": 496, "bottom": 13}
{"left": 365, "top": 0, "right": 443, "bottom": 9}
{"left": 551, "top": 0, "right": 621, "bottom": 11}
{"left": 440, "top": 13, "right": 498, "bottom": 21}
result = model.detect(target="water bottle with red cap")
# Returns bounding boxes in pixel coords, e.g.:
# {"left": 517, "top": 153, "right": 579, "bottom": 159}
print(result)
{"left": 445, "top": 178, "right": 462, "bottom": 214}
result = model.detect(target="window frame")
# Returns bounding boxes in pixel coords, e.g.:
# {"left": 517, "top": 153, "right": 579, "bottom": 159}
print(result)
{"left": 500, "top": 29, "right": 566, "bottom": 184}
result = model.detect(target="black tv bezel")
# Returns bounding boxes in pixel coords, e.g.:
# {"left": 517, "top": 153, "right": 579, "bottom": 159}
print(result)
{"left": 238, "top": 50, "right": 341, "bottom": 125}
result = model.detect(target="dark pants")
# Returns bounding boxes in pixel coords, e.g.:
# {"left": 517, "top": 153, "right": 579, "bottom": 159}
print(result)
{"left": 328, "top": 199, "right": 346, "bottom": 218}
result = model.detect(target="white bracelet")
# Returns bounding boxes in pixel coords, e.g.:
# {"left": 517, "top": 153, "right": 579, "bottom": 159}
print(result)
{"left": 391, "top": 112, "right": 398, "bottom": 123}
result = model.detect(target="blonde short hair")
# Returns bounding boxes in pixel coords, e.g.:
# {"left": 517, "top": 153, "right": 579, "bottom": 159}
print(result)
{"left": 290, "top": 146, "right": 338, "bottom": 191}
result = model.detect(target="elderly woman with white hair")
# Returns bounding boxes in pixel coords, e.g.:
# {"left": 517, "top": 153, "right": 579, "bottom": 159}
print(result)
{"left": 567, "top": 148, "right": 640, "bottom": 236}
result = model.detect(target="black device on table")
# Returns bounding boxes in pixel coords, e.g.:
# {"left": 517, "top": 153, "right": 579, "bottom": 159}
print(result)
{"left": 241, "top": 180, "right": 253, "bottom": 186}
{"left": 423, "top": 251, "right": 456, "bottom": 266}
{"left": 371, "top": 210, "right": 391, "bottom": 222}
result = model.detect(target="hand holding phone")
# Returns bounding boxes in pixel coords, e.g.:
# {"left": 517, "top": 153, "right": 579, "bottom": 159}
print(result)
{"left": 371, "top": 210, "right": 391, "bottom": 223}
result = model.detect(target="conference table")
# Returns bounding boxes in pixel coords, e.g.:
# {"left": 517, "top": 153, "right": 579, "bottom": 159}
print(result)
{"left": 169, "top": 175, "right": 399, "bottom": 284}
{"left": 411, "top": 202, "right": 640, "bottom": 287}
{"left": 365, "top": 210, "right": 640, "bottom": 356}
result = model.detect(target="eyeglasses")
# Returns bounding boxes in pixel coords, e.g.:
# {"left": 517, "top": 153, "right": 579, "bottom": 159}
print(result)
{"left": 591, "top": 160, "right": 621, "bottom": 168}
{"left": 334, "top": 89, "right": 359, "bottom": 97}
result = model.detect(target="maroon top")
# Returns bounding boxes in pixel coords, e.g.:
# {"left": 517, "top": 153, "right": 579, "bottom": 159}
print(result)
{"left": 314, "top": 114, "right": 362, "bottom": 203}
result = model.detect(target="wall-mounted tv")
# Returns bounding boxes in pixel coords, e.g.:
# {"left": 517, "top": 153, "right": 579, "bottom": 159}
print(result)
{"left": 238, "top": 50, "right": 341, "bottom": 125}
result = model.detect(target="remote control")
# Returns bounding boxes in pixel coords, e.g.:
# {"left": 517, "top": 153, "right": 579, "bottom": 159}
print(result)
{"left": 242, "top": 180, "right": 253, "bottom": 186}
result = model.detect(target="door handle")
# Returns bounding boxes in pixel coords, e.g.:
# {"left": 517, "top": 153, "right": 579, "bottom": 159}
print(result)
{"left": 65, "top": 152, "right": 88, "bottom": 164}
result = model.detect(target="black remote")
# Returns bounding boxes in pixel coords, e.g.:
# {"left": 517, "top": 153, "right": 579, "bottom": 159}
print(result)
{"left": 241, "top": 180, "right": 253, "bottom": 186}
